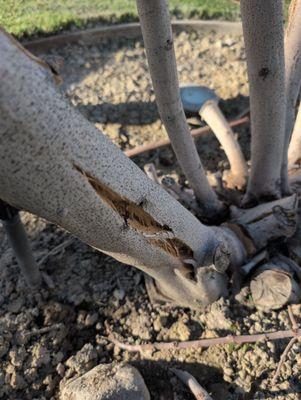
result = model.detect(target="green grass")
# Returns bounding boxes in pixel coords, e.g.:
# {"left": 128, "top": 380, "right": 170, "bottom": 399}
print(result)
{"left": 0, "top": 0, "right": 240, "bottom": 38}
{"left": 0, "top": 0, "right": 291, "bottom": 39}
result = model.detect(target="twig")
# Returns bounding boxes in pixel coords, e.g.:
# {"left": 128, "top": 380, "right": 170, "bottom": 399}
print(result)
{"left": 143, "top": 164, "right": 200, "bottom": 213}
{"left": 235, "top": 106, "right": 250, "bottom": 120}
{"left": 161, "top": 176, "right": 199, "bottom": 213}
{"left": 288, "top": 305, "right": 299, "bottom": 332}
{"left": 272, "top": 305, "right": 300, "bottom": 385}
{"left": 272, "top": 337, "right": 298, "bottom": 385}
{"left": 171, "top": 368, "right": 213, "bottom": 400}
{"left": 37, "top": 238, "right": 74, "bottom": 266}
{"left": 107, "top": 328, "right": 301, "bottom": 353}
{"left": 25, "top": 323, "right": 63, "bottom": 338}
{"left": 241, "top": 250, "right": 268, "bottom": 275}
{"left": 125, "top": 116, "right": 249, "bottom": 158}
{"left": 143, "top": 163, "right": 160, "bottom": 184}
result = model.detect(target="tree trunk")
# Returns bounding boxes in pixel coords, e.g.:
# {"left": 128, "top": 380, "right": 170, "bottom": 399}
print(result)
{"left": 281, "top": 0, "right": 301, "bottom": 193}
{"left": 288, "top": 102, "right": 301, "bottom": 166}
{"left": 0, "top": 30, "right": 246, "bottom": 308}
{"left": 240, "top": 0, "right": 286, "bottom": 203}
{"left": 135, "top": 0, "right": 224, "bottom": 219}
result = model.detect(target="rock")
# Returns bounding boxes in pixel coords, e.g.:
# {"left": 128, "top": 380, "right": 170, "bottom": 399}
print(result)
{"left": 85, "top": 312, "right": 98, "bottom": 327}
{"left": 57, "top": 363, "right": 66, "bottom": 377}
{"left": 60, "top": 363, "right": 150, "bottom": 400}
{"left": 65, "top": 343, "right": 97, "bottom": 374}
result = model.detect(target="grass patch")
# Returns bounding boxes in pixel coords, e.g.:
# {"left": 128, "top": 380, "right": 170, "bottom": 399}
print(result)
{"left": 0, "top": 0, "right": 240, "bottom": 38}
{"left": 0, "top": 0, "right": 291, "bottom": 39}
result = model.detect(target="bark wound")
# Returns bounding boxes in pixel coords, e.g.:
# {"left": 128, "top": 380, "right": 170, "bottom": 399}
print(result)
{"left": 74, "top": 164, "right": 195, "bottom": 270}
{"left": 164, "top": 39, "right": 173, "bottom": 51}
{"left": 258, "top": 67, "right": 270, "bottom": 80}
{"left": 148, "top": 237, "right": 193, "bottom": 259}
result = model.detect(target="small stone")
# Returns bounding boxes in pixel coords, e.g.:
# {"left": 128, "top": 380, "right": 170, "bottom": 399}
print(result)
{"left": 153, "top": 317, "right": 162, "bottom": 332}
{"left": 166, "top": 320, "right": 190, "bottom": 341}
{"left": 56, "top": 363, "right": 65, "bottom": 377}
{"left": 60, "top": 363, "right": 150, "bottom": 400}
{"left": 65, "top": 343, "right": 97, "bottom": 374}
{"left": 113, "top": 288, "right": 125, "bottom": 301}
{"left": 85, "top": 312, "right": 98, "bottom": 327}
{"left": 223, "top": 367, "right": 233, "bottom": 377}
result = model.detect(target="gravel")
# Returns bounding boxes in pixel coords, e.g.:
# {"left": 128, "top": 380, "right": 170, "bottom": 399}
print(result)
{"left": 0, "top": 30, "right": 300, "bottom": 400}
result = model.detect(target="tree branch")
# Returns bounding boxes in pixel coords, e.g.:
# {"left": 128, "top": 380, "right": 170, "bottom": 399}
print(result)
{"left": 171, "top": 369, "right": 213, "bottom": 400}
{"left": 282, "top": 0, "right": 301, "bottom": 193}
{"left": 136, "top": 0, "right": 224, "bottom": 218}
{"left": 272, "top": 305, "right": 300, "bottom": 384}
{"left": 288, "top": 102, "right": 301, "bottom": 167}
{"left": 107, "top": 328, "right": 301, "bottom": 353}
{"left": 199, "top": 100, "right": 248, "bottom": 189}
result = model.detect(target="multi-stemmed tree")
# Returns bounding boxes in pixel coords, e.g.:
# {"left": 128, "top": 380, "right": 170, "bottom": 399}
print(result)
{"left": 0, "top": 0, "right": 301, "bottom": 309}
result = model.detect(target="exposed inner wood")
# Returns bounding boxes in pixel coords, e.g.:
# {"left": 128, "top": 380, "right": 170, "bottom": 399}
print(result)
{"left": 74, "top": 164, "right": 195, "bottom": 272}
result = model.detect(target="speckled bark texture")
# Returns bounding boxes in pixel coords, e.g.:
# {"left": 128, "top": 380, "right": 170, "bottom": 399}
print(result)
{"left": 136, "top": 0, "right": 223, "bottom": 217}
{"left": 0, "top": 31, "right": 244, "bottom": 308}
{"left": 282, "top": 0, "right": 301, "bottom": 191}
{"left": 240, "top": 0, "right": 286, "bottom": 202}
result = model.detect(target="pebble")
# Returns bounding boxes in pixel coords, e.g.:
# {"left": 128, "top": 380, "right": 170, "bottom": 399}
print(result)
{"left": 60, "top": 363, "right": 150, "bottom": 400}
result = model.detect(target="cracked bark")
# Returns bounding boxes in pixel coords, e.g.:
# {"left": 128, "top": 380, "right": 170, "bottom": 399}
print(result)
{"left": 0, "top": 30, "right": 246, "bottom": 308}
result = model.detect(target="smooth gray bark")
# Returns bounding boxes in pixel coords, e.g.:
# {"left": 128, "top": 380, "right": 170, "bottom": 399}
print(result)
{"left": 288, "top": 102, "right": 301, "bottom": 166}
{"left": 240, "top": 0, "right": 286, "bottom": 202}
{"left": 200, "top": 100, "right": 248, "bottom": 189}
{"left": 282, "top": 0, "right": 301, "bottom": 193}
{"left": 136, "top": 0, "right": 224, "bottom": 218}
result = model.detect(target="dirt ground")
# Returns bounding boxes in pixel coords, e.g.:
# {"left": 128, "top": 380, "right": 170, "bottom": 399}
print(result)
{"left": 0, "top": 30, "right": 301, "bottom": 400}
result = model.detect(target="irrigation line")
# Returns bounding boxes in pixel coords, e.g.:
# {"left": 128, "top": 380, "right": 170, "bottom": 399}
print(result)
{"left": 125, "top": 116, "right": 249, "bottom": 158}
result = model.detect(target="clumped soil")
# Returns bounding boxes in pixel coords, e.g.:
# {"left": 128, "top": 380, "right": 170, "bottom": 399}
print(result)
{"left": 1, "top": 31, "right": 301, "bottom": 400}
